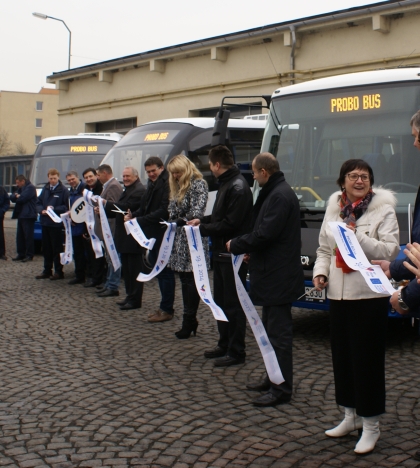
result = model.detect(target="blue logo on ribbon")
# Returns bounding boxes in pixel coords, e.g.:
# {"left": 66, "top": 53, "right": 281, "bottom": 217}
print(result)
{"left": 338, "top": 225, "right": 356, "bottom": 259}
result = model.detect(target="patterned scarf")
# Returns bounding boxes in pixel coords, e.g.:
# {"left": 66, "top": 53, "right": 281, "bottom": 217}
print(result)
{"left": 335, "top": 188, "right": 374, "bottom": 273}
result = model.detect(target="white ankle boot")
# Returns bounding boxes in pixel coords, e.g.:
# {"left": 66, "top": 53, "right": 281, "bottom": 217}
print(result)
{"left": 325, "top": 407, "right": 362, "bottom": 437}
{"left": 354, "top": 416, "right": 380, "bottom": 454}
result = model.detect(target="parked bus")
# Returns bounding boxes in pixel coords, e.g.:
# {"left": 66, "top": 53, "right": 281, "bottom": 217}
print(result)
{"left": 100, "top": 118, "right": 265, "bottom": 190}
{"left": 260, "top": 67, "right": 420, "bottom": 312}
{"left": 30, "top": 133, "right": 122, "bottom": 242}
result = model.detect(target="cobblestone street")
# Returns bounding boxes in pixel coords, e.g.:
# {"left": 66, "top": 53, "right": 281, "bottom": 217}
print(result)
{"left": 1, "top": 214, "right": 420, "bottom": 468}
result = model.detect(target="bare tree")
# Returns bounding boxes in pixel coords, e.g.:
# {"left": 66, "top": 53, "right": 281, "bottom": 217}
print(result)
{"left": 0, "top": 129, "right": 12, "bottom": 155}
{"left": 14, "top": 142, "right": 28, "bottom": 155}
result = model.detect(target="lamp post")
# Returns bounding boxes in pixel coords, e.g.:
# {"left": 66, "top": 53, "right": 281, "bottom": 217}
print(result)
{"left": 32, "top": 12, "right": 72, "bottom": 70}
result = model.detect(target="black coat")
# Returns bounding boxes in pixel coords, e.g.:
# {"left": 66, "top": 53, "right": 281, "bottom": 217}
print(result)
{"left": 230, "top": 171, "right": 304, "bottom": 306}
{"left": 199, "top": 166, "right": 253, "bottom": 262}
{"left": 132, "top": 169, "right": 170, "bottom": 244}
{"left": 11, "top": 181, "right": 37, "bottom": 219}
{"left": 105, "top": 178, "right": 146, "bottom": 254}
{"left": 36, "top": 181, "right": 69, "bottom": 228}
{"left": 0, "top": 186, "right": 10, "bottom": 219}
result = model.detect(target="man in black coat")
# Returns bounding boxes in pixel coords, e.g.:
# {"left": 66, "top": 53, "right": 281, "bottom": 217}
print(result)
{"left": 126, "top": 156, "right": 175, "bottom": 321}
{"left": 228, "top": 153, "right": 304, "bottom": 406}
{"left": 189, "top": 145, "right": 253, "bottom": 366}
{"left": 104, "top": 166, "right": 146, "bottom": 308}
{"left": 10, "top": 175, "right": 37, "bottom": 262}
{"left": 0, "top": 185, "right": 10, "bottom": 260}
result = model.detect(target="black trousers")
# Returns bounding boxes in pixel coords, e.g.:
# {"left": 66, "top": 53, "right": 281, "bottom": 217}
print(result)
{"left": 262, "top": 304, "right": 293, "bottom": 396}
{"left": 121, "top": 253, "right": 143, "bottom": 306}
{"left": 0, "top": 215, "right": 5, "bottom": 256}
{"left": 72, "top": 235, "right": 87, "bottom": 280}
{"left": 16, "top": 218, "right": 35, "bottom": 259}
{"left": 214, "top": 261, "right": 247, "bottom": 359}
{"left": 41, "top": 226, "right": 63, "bottom": 275}
{"left": 329, "top": 297, "right": 389, "bottom": 417}
{"left": 85, "top": 237, "right": 106, "bottom": 284}
{"left": 179, "top": 271, "right": 200, "bottom": 317}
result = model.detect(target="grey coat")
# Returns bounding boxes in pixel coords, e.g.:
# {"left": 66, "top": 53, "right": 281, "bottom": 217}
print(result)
{"left": 95, "top": 177, "right": 123, "bottom": 240}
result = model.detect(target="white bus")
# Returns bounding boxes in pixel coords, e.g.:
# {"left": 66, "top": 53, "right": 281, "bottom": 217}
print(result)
{"left": 261, "top": 67, "right": 420, "bottom": 311}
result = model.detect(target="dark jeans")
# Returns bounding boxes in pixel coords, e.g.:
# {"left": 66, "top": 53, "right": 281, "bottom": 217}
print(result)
{"left": 262, "top": 304, "right": 293, "bottom": 396}
{"left": 121, "top": 252, "right": 143, "bottom": 306}
{"left": 148, "top": 247, "right": 175, "bottom": 314}
{"left": 72, "top": 235, "right": 86, "bottom": 280}
{"left": 41, "top": 226, "right": 64, "bottom": 275}
{"left": 214, "top": 260, "right": 247, "bottom": 359}
{"left": 16, "top": 218, "right": 35, "bottom": 259}
{"left": 0, "top": 215, "right": 5, "bottom": 256}
{"left": 329, "top": 297, "right": 388, "bottom": 417}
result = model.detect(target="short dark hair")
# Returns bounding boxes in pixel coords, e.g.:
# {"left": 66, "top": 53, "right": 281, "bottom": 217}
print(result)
{"left": 144, "top": 156, "right": 164, "bottom": 168}
{"left": 15, "top": 174, "right": 26, "bottom": 182}
{"left": 208, "top": 145, "right": 234, "bottom": 168}
{"left": 96, "top": 164, "right": 113, "bottom": 174}
{"left": 66, "top": 170, "right": 79, "bottom": 178}
{"left": 253, "top": 153, "right": 280, "bottom": 175}
{"left": 336, "top": 159, "right": 374, "bottom": 188}
{"left": 83, "top": 167, "right": 97, "bottom": 177}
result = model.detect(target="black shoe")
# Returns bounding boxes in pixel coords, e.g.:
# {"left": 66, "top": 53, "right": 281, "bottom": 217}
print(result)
{"left": 0, "top": 255, "right": 7, "bottom": 261}
{"left": 204, "top": 346, "right": 227, "bottom": 359}
{"left": 95, "top": 283, "right": 105, "bottom": 289}
{"left": 21, "top": 257, "right": 33, "bottom": 263}
{"left": 246, "top": 377, "right": 271, "bottom": 392}
{"left": 50, "top": 273, "right": 64, "bottom": 281}
{"left": 175, "top": 321, "right": 198, "bottom": 339}
{"left": 95, "top": 288, "right": 108, "bottom": 294}
{"left": 12, "top": 256, "right": 25, "bottom": 262}
{"left": 68, "top": 278, "right": 85, "bottom": 285}
{"left": 98, "top": 289, "right": 119, "bottom": 297}
{"left": 84, "top": 281, "right": 101, "bottom": 288}
{"left": 35, "top": 272, "right": 51, "bottom": 279}
{"left": 116, "top": 298, "right": 129, "bottom": 306}
{"left": 252, "top": 391, "right": 291, "bottom": 407}
{"left": 214, "top": 355, "right": 245, "bottom": 367}
{"left": 120, "top": 303, "right": 140, "bottom": 310}
{"left": 413, "top": 450, "right": 420, "bottom": 461}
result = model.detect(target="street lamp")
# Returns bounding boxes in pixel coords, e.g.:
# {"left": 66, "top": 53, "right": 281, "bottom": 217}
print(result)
{"left": 32, "top": 12, "right": 72, "bottom": 70}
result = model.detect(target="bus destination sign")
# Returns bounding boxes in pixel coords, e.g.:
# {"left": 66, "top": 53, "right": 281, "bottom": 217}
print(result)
{"left": 331, "top": 94, "right": 381, "bottom": 113}
{"left": 70, "top": 145, "right": 98, "bottom": 152}
{"left": 144, "top": 132, "right": 170, "bottom": 142}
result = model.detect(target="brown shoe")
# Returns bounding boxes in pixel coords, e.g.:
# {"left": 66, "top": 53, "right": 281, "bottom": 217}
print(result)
{"left": 148, "top": 310, "right": 173, "bottom": 323}
{"left": 36, "top": 273, "right": 51, "bottom": 279}
{"left": 148, "top": 309, "right": 161, "bottom": 319}
{"left": 50, "top": 273, "right": 64, "bottom": 281}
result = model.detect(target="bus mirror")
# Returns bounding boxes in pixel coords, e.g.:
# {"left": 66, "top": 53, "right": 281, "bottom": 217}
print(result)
{"left": 211, "top": 109, "right": 231, "bottom": 147}
{"left": 262, "top": 95, "right": 272, "bottom": 108}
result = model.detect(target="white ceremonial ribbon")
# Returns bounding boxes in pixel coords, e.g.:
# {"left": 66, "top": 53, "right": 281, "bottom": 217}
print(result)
{"left": 137, "top": 222, "right": 176, "bottom": 282}
{"left": 232, "top": 254, "right": 284, "bottom": 385}
{"left": 98, "top": 198, "right": 121, "bottom": 271}
{"left": 83, "top": 189, "right": 103, "bottom": 259}
{"left": 60, "top": 213, "right": 73, "bottom": 265}
{"left": 184, "top": 225, "right": 228, "bottom": 322}
{"left": 328, "top": 221, "right": 395, "bottom": 295}
{"left": 125, "top": 218, "right": 156, "bottom": 250}
{"left": 46, "top": 206, "right": 63, "bottom": 223}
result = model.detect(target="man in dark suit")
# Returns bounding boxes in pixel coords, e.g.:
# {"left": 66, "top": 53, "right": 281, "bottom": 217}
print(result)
{"left": 0, "top": 185, "right": 10, "bottom": 260}
{"left": 228, "top": 153, "right": 304, "bottom": 407}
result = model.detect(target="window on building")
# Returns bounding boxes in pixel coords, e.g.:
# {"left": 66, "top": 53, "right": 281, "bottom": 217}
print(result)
{"left": 89, "top": 117, "right": 137, "bottom": 135}
{"left": 35, "top": 135, "right": 42, "bottom": 145}
{"left": 36, "top": 101, "right": 43, "bottom": 111}
{"left": 35, "top": 119, "right": 42, "bottom": 128}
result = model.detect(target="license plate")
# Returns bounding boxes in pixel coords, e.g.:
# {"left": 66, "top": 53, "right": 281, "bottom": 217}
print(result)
{"left": 304, "top": 286, "right": 326, "bottom": 302}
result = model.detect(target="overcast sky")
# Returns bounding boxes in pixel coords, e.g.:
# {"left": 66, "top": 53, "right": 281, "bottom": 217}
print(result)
{"left": 2, "top": 0, "right": 380, "bottom": 93}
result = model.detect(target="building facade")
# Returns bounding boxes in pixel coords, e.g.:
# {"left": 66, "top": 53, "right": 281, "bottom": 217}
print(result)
{"left": 47, "top": 0, "right": 420, "bottom": 135}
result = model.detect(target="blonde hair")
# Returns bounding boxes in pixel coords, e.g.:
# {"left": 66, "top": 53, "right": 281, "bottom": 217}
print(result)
{"left": 167, "top": 154, "right": 203, "bottom": 203}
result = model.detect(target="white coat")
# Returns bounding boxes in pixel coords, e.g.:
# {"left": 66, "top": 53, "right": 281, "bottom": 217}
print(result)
{"left": 313, "top": 187, "right": 400, "bottom": 300}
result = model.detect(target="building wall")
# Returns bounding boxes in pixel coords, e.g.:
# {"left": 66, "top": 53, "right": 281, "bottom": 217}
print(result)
{"left": 49, "top": 4, "right": 420, "bottom": 135}
{"left": 0, "top": 88, "right": 59, "bottom": 155}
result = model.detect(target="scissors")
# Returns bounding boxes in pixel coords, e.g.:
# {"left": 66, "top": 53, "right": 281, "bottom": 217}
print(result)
{"left": 297, "top": 286, "right": 318, "bottom": 301}
{"left": 111, "top": 204, "right": 128, "bottom": 215}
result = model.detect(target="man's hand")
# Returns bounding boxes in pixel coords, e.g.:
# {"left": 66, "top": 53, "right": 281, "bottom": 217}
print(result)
{"left": 403, "top": 242, "right": 420, "bottom": 279}
{"left": 390, "top": 290, "right": 408, "bottom": 314}
{"left": 187, "top": 219, "right": 200, "bottom": 226}
{"left": 313, "top": 275, "right": 328, "bottom": 291}
{"left": 371, "top": 260, "right": 391, "bottom": 278}
{"left": 124, "top": 209, "right": 133, "bottom": 222}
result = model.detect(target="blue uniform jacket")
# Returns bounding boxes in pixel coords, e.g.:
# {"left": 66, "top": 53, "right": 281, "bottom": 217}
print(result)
{"left": 10, "top": 180, "right": 37, "bottom": 219}
{"left": 69, "top": 182, "right": 86, "bottom": 236}
{"left": 36, "top": 181, "right": 69, "bottom": 228}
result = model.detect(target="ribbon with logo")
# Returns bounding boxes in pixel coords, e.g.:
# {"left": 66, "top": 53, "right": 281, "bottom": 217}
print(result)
{"left": 83, "top": 189, "right": 103, "bottom": 259}
{"left": 184, "top": 225, "right": 228, "bottom": 322}
{"left": 137, "top": 222, "right": 176, "bottom": 282}
{"left": 46, "top": 206, "right": 63, "bottom": 223}
{"left": 232, "top": 254, "right": 284, "bottom": 385}
{"left": 98, "top": 198, "right": 121, "bottom": 271}
{"left": 60, "top": 213, "right": 73, "bottom": 265}
{"left": 125, "top": 219, "right": 156, "bottom": 250}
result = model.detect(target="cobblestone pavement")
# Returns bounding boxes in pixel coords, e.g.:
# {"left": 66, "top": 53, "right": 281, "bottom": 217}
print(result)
{"left": 1, "top": 214, "right": 420, "bottom": 468}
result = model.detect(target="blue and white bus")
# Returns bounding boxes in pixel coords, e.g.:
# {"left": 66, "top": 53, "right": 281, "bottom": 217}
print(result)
{"left": 260, "top": 67, "right": 420, "bottom": 312}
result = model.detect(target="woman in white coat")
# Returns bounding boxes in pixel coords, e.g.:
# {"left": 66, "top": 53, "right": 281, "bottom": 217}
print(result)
{"left": 313, "top": 159, "right": 399, "bottom": 454}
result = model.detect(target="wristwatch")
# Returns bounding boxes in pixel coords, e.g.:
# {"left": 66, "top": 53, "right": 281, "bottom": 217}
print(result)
{"left": 398, "top": 288, "right": 410, "bottom": 311}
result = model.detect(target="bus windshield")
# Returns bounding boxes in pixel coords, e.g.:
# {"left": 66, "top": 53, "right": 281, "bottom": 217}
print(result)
{"left": 263, "top": 82, "right": 420, "bottom": 213}
{"left": 31, "top": 138, "right": 117, "bottom": 187}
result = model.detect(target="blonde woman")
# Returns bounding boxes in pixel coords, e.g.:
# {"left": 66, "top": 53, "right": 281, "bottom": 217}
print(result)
{"left": 167, "top": 155, "right": 210, "bottom": 339}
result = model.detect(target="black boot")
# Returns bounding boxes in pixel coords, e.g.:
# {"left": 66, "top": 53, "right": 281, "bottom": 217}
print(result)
{"left": 175, "top": 314, "right": 198, "bottom": 339}
{"left": 175, "top": 272, "right": 200, "bottom": 339}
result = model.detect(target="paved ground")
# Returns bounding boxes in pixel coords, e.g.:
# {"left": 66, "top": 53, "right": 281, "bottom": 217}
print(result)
{"left": 1, "top": 213, "right": 420, "bottom": 468}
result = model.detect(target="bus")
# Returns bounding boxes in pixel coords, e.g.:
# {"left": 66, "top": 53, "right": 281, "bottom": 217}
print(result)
{"left": 100, "top": 118, "right": 266, "bottom": 190}
{"left": 260, "top": 67, "right": 420, "bottom": 313}
{"left": 30, "top": 133, "right": 122, "bottom": 242}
